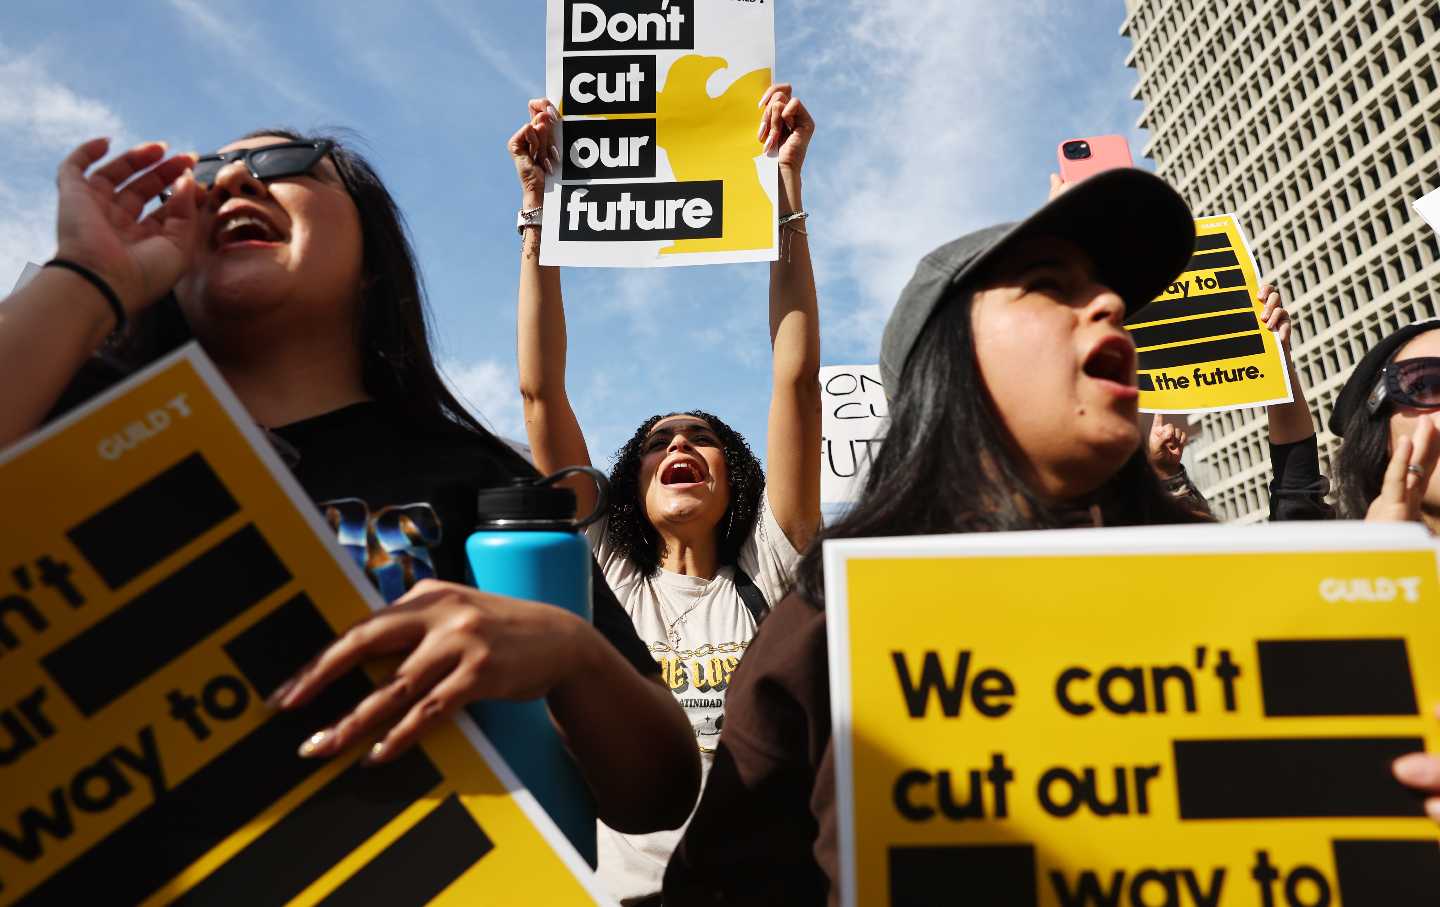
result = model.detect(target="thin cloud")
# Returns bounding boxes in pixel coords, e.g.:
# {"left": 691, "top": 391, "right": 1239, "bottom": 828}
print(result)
{"left": 788, "top": 0, "right": 1141, "bottom": 357}
{"left": 0, "top": 45, "right": 129, "bottom": 284}
{"left": 166, "top": 0, "right": 328, "bottom": 115}
{"left": 427, "top": 0, "right": 544, "bottom": 98}
{"left": 442, "top": 357, "right": 528, "bottom": 443}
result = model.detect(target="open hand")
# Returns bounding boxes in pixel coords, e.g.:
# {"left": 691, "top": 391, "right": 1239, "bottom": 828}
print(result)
{"left": 1366, "top": 414, "right": 1440, "bottom": 524}
{"left": 54, "top": 139, "right": 200, "bottom": 315}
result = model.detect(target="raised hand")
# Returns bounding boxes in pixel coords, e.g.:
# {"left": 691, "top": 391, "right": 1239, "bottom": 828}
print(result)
{"left": 1366, "top": 414, "right": 1440, "bottom": 524}
{"left": 1147, "top": 413, "right": 1187, "bottom": 479}
{"left": 1258, "top": 284, "right": 1291, "bottom": 354}
{"left": 54, "top": 139, "right": 200, "bottom": 316}
{"left": 758, "top": 83, "right": 815, "bottom": 178}
{"left": 508, "top": 98, "right": 560, "bottom": 208}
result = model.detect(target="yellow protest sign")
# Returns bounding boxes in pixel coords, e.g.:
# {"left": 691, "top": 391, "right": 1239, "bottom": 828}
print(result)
{"left": 825, "top": 525, "right": 1440, "bottom": 907}
{"left": 541, "top": 0, "right": 778, "bottom": 267}
{"left": 0, "top": 346, "right": 611, "bottom": 906}
{"left": 1126, "top": 215, "right": 1293, "bottom": 414}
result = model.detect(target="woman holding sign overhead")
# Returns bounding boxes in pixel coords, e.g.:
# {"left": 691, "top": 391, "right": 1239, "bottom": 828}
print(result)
{"left": 0, "top": 131, "right": 699, "bottom": 841}
{"left": 665, "top": 169, "right": 1217, "bottom": 903}
{"left": 509, "top": 84, "right": 821, "bottom": 902}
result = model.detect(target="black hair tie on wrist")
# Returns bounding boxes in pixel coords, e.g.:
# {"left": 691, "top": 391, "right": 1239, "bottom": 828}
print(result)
{"left": 44, "top": 258, "right": 127, "bottom": 335}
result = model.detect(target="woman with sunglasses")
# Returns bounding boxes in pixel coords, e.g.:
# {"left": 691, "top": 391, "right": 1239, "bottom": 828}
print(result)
{"left": 0, "top": 134, "right": 700, "bottom": 838}
{"left": 508, "top": 86, "right": 821, "bottom": 903}
{"left": 1329, "top": 321, "right": 1440, "bottom": 524}
{"left": 1325, "top": 320, "right": 1440, "bottom": 828}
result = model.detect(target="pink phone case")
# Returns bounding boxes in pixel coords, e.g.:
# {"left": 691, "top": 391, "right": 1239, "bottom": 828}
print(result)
{"left": 1057, "top": 135, "right": 1134, "bottom": 183}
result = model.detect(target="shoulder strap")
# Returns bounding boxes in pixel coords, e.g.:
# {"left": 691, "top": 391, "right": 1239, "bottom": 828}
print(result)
{"left": 732, "top": 565, "right": 771, "bottom": 626}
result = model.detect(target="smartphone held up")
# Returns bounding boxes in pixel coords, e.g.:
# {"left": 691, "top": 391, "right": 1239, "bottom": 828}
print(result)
{"left": 1057, "top": 135, "right": 1134, "bottom": 183}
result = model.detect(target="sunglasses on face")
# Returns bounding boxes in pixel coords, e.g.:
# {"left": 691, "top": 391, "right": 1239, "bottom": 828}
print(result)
{"left": 1367, "top": 356, "right": 1440, "bottom": 415}
{"left": 160, "top": 139, "right": 334, "bottom": 201}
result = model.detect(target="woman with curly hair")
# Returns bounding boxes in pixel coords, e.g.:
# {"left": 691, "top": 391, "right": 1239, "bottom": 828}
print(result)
{"left": 509, "top": 85, "right": 821, "bottom": 903}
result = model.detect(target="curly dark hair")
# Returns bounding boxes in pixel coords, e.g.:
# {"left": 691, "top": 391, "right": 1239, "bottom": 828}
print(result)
{"left": 606, "top": 410, "right": 766, "bottom": 577}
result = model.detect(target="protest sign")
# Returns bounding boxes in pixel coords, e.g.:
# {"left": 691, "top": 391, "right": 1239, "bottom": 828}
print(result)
{"left": 1125, "top": 215, "right": 1293, "bottom": 414}
{"left": 826, "top": 523, "right": 1440, "bottom": 907}
{"left": 1415, "top": 186, "right": 1440, "bottom": 234}
{"left": 0, "top": 346, "right": 612, "bottom": 905}
{"left": 10, "top": 263, "right": 40, "bottom": 294}
{"left": 820, "top": 365, "right": 887, "bottom": 508}
{"left": 540, "top": 0, "right": 778, "bottom": 268}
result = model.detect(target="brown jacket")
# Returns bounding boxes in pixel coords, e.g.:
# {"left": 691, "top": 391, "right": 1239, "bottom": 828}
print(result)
{"left": 663, "top": 593, "right": 838, "bottom": 905}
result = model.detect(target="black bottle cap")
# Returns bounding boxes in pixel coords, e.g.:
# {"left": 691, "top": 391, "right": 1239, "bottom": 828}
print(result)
{"left": 475, "top": 478, "right": 578, "bottom": 526}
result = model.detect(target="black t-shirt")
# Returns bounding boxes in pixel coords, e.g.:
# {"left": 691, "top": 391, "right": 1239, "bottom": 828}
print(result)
{"left": 52, "top": 361, "right": 658, "bottom": 676}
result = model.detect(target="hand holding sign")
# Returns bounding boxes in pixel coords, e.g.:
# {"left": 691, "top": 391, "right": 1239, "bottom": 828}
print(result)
{"left": 1257, "top": 284, "right": 1290, "bottom": 353}
{"left": 276, "top": 579, "right": 594, "bottom": 765}
{"left": 55, "top": 138, "right": 201, "bottom": 317}
{"left": 510, "top": 98, "right": 562, "bottom": 207}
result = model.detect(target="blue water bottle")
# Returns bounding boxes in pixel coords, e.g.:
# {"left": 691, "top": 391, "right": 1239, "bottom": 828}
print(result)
{"left": 465, "top": 466, "right": 608, "bottom": 866}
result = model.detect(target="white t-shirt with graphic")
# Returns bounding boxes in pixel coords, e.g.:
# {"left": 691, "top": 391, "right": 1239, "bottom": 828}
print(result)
{"left": 587, "top": 492, "right": 801, "bottom": 903}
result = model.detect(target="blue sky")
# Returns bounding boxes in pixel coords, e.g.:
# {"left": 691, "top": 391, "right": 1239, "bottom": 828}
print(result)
{"left": 3, "top": 0, "right": 1147, "bottom": 466}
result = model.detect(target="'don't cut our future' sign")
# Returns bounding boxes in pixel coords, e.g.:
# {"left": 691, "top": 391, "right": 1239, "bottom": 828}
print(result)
{"left": 541, "top": 0, "right": 778, "bottom": 268}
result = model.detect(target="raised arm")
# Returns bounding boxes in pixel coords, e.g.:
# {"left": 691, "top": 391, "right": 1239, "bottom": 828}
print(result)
{"left": 758, "top": 85, "right": 822, "bottom": 551}
{"left": 0, "top": 139, "right": 198, "bottom": 445}
{"left": 1260, "top": 285, "right": 1314, "bottom": 444}
{"left": 510, "top": 101, "right": 597, "bottom": 514}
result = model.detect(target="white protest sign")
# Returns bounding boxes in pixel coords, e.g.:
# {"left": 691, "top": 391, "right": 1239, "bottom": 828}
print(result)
{"left": 11, "top": 262, "right": 42, "bottom": 294}
{"left": 1415, "top": 186, "right": 1440, "bottom": 233}
{"left": 821, "top": 365, "right": 887, "bottom": 507}
{"left": 541, "top": 0, "right": 778, "bottom": 268}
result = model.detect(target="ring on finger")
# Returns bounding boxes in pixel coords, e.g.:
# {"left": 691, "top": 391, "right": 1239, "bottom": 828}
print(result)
{"left": 1408, "top": 464, "right": 1426, "bottom": 477}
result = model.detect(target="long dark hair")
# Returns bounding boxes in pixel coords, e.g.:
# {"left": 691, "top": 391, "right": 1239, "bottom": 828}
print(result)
{"left": 606, "top": 410, "right": 765, "bottom": 577}
{"left": 1335, "top": 399, "right": 1393, "bottom": 518}
{"left": 796, "top": 286, "right": 1208, "bottom": 606}
{"left": 109, "top": 127, "right": 517, "bottom": 457}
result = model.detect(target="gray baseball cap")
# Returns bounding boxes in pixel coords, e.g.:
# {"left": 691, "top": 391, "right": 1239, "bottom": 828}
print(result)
{"left": 878, "top": 168, "right": 1196, "bottom": 399}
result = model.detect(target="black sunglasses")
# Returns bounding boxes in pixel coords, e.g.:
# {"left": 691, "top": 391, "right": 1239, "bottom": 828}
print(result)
{"left": 160, "top": 139, "right": 334, "bottom": 201}
{"left": 1367, "top": 356, "right": 1440, "bottom": 415}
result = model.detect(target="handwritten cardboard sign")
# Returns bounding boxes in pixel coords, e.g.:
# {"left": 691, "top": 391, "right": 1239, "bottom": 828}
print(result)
{"left": 826, "top": 524, "right": 1440, "bottom": 906}
{"left": 820, "top": 365, "right": 887, "bottom": 508}
{"left": 0, "top": 346, "right": 612, "bottom": 905}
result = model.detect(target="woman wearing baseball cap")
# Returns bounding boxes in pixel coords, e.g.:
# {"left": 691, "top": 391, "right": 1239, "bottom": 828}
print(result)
{"left": 663, "top": 168, "right": 1210, "bottom": 903}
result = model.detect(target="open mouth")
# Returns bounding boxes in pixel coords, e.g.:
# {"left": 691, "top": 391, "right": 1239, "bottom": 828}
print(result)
{"left": 213, "top": 210, "right": 285, "bottom": 249}
{"left": 1082, "top": 335, "right": 1137, "bottom": 386}
{"left": 660, "top": 459, "right": 705, "bottom": 486}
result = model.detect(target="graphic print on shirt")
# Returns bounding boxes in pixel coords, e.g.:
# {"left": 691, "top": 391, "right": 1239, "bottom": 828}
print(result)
{"left": 651, "top": 640, "right": 748, "bottom": 752}
{"left": 321, "top": 498, "right": 442, "bottom": 602}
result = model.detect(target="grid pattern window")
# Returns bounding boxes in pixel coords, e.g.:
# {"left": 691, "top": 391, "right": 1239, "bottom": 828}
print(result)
{"left": 1122, "top": 0, "right": 1440, "bottom": 522}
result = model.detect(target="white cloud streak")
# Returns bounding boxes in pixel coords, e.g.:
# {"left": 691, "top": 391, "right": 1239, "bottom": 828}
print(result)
{"left": 0, "top": 44, "right": 129, "bottom": 286}
{"left": 427, "top": 0, "right": 545, "bottom": 98}
{"left": 165, "top": 0, "right": 327, "bottom": 115}
{"left": 790, "top": 0, "right": 1139, "bottom": 356}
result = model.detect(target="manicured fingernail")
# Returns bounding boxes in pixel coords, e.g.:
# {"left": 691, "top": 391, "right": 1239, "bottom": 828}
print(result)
{"left": 1393, "top": 753, "right": 1436, "bottom": 785}
{"left": 550, "top": 145, "right": 561, "bottom": 164}
{"left": 364, "top": 741, "right": 388, "bottom": 765}
{"left": 266, "top": 678, "right": 297, "bottom": 709}
{"left": 546, "top": 105, "right": 560, "bottom": 123}
{"left": 298, "top": 729, "right": 333, "bottom": 758}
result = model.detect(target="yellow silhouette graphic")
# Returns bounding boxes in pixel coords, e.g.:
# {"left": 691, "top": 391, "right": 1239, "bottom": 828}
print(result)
{"left": 655, "top": 56, "right": 773, "bottom": 256}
